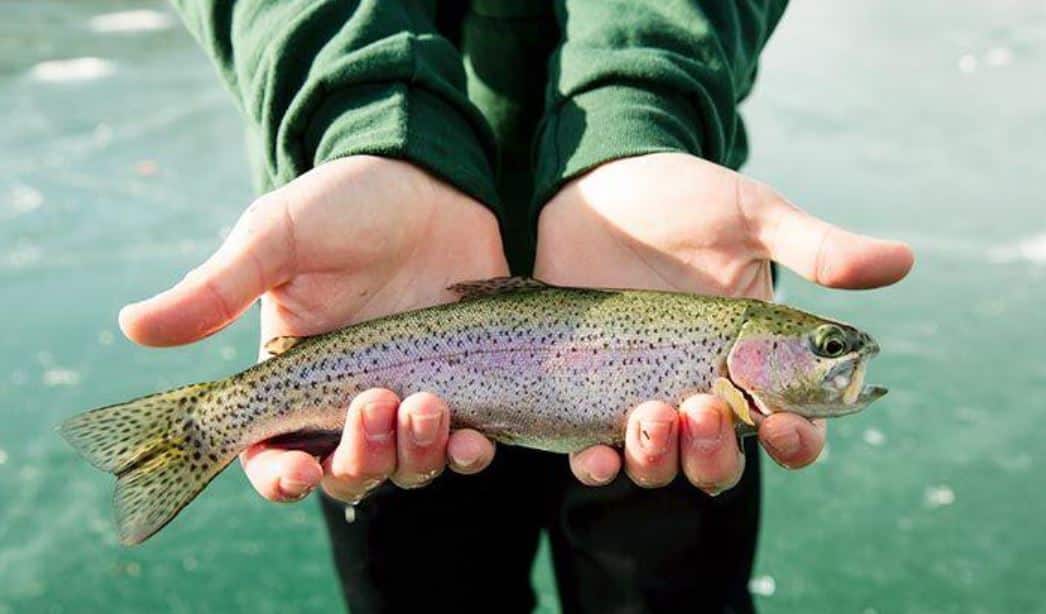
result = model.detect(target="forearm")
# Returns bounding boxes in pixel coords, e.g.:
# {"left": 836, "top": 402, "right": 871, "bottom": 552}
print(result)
{"left": 170, "top": 0, "right": 501, "bottom": 214}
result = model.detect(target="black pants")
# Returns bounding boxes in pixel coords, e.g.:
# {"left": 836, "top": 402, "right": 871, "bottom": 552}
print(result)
{"left": 320, "top": 437, "right": 761, "bottom": 614}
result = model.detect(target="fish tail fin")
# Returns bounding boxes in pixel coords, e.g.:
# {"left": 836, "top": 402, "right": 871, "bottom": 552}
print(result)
{"left": 59, "top": 381, "right": 235, "bottom": 545}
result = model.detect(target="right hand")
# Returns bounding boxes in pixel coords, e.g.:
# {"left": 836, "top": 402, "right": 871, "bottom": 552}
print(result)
{"left": 118, "top": 156, "right": 507, "bottom": 504}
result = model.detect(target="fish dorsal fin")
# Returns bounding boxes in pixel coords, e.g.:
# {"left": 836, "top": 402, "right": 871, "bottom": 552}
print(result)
{"left": 447, "top": 277, "right": 548, "bottom": 302}
{"left": 263, "top": 335, "right": 308, "bottom": 356}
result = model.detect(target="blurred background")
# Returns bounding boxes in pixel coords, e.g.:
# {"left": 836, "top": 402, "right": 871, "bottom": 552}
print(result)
{"left": 1, "top": 1, "right": 1043, "bottom": 612}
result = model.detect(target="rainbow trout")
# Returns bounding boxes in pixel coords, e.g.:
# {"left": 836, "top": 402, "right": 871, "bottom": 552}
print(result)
{"left": 60, "top": 278, "right": 887, "bottom": 545}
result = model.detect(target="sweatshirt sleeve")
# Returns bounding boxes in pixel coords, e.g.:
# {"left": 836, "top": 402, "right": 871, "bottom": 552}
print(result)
{"left": 170, "top": 0, "right": 501, "bottom": 215}
{"left": 533, "top": 0, "right": 788, "bottom": 210}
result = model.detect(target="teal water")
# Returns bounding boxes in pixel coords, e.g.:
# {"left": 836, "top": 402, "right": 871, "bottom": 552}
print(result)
{"left": 1, "top": 1, "right": 1043, "bottom": 612}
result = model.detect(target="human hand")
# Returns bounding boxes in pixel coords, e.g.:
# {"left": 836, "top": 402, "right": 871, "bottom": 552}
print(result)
{"left": 119, "top": 156, "right": 507, "bottom": 503}
{"left": 534, "top": 153, "right": 914, "bottom": 493}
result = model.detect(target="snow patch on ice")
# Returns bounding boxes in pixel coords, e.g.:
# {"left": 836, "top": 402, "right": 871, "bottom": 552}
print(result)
{"left": 924, "top": 485, "right": 956, "bottom": 508}
{"left": 30, "top": 58, "right": 114, "bottom": 82}
{"left": 988, "top": 233, "right": 1046, "bottom": 265}
{"left": 749, "top": 575, "right": 776, "bottom": 597}
{"left": 88, "top": 10, "right": 173, "bottom": 33}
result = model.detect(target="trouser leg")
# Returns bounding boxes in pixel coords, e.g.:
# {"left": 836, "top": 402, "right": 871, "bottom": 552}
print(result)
{"left": 319, "top": 445, "right": 560, "bottom": 614}
{"left": 547, "top": 436, "right": 762, "bottom": 614}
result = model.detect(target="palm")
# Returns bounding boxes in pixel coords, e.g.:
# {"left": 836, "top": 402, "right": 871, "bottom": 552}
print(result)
{"left": 255, "top": 157, "right": 507, "bottom": 344}
{"left": 538, "top": 154, "right": 783, "bottom": 298}
{"left": 121, "top": 156, "right": 507, "bottom": 348}
{"left": 535, "top": 153, "right": 914, "bottom": 484}
{"left": 120, "top": 156, "right": 508, "bottom": 503}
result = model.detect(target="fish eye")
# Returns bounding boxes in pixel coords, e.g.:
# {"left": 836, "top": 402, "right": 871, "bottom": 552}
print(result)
{"left": 812, "top": 325, "right": 848, "bottom": 358}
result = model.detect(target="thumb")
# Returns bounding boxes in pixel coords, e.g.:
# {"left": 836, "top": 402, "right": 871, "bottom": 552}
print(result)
{"left": 119, "top": 195, "right": 296, "bottom": 346}
{"left": 755, "top": 192, "right": 914, "bottom": 289}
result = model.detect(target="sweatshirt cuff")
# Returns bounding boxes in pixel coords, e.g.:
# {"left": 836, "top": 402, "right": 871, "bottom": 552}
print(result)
{"left": 533, "top": 84, "right": 708, "bottom": 216}
{"left": 296, "top": 82, "right": 502, "bottom": 222}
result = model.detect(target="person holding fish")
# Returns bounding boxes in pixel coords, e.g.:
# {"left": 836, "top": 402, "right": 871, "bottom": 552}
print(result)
{"left": 69, "top": 1, "right": 914, "bottom": 613}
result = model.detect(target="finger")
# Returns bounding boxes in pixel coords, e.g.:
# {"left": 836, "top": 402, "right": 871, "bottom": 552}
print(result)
{"left": 320, "top": 388, "right": 399, "bottom": 503}
{"left": 241, "top": 444, "right": 323, "bottom": 502}
{"left": 623, "top": 401, "right": 679, "bottom": 488}
{"left": 390, "top": 392, "right": 450, "bottom": 488}
{"left": 446, "top": 429, "right": 496, "bottom": 475}
{"left": 569, "top": 445, "right": 621, "bottom": 486}
{"left": 759, "top": 414, "right": 827, "bottom": 469}
{"left": 119, "top": 193, "right": 296, "bottom": 347}
{"left": 679, "top": 394, "right": 744, "bottom": 495}
{"left": 754, "top": 188, "right": 914, "bottom": 289}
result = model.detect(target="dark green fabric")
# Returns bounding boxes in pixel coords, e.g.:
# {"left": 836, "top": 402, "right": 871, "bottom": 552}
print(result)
{"left": 170, "top": 0, "right": 501, "bottom": 215}
{"left": 533, "top": 0, "right": 787, "bottom": 213}
{"left": 169, "top": 0, "right": 787, "bottom": 271}
{"left": 459, "top": 2, "right": 557, "bottom": 272}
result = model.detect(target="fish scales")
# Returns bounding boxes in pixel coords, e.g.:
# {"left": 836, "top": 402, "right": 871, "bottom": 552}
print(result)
{"left": 217, "top": 288, "right": 749, "bottom": 455}
{"left": 60, "top": 278, "right": 886, "bottom": 545}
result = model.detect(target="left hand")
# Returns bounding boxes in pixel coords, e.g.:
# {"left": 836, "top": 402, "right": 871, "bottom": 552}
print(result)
{"left": 119, "top": 156, "right": 506, "bottom": 504}
{"left": 534, "top": 153, "right": 914, "bottom": 493}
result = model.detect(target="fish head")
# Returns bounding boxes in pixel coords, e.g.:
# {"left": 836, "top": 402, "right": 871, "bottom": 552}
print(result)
{"left": 725, "top": 302, "right": 887, "bottom": 420}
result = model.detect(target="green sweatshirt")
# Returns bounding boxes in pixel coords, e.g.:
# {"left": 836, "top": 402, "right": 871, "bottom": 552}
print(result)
{"left": 170, "top": 0, "right": 787, "bottom": 273}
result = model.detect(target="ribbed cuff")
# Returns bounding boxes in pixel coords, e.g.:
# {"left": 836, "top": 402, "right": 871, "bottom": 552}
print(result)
{"left": 300, "top": 81, "right": 503, "bottom": 222}
{"left": 532, "top": 84, "right": 708, "bottom": 221}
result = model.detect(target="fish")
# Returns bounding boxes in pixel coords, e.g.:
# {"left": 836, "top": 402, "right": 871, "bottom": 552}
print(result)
{"left": 59, "top": 277, "right": 888, "bottom": 545}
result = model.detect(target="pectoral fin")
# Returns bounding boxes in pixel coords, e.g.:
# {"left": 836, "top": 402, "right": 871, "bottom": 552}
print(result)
{"left": 713, "top": 377, "right": 755, "bottom": 427}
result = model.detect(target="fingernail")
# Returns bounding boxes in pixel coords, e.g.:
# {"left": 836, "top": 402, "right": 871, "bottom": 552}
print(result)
{"left": 687, "top": 406, "right": 723, "bottom": 452}
{"left": 638, "top": 419, "right": 673, "bottom": 456}
{"left": 451, "top": 446, "right": 481, "bottom": 470}
{"left": 588, "top": 467, "right": 615, "bottom": 485}
{"left": 279, "top": 477, "right": 313, "bottom": 501}
{"left": 361, "top": 401, "right": 394, "bottom": 443}
{"left": 764, "top": 426, "right": 801, "bottom": 461}
{"left": 699, "top": 452, "right": 745, "bottom": 498}
{"left": 409, "top": 411, "right": 442, "bottom": 446}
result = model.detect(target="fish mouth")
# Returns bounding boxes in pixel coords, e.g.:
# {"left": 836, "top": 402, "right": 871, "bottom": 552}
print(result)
{"left": 835, "top": 352, "right": 887, "bottom": 408}
{"left": 725, "top": 353, "right": 888, "bottom": 422}
{"left": 854, "top": 384, "right": 888, "bottom": 404}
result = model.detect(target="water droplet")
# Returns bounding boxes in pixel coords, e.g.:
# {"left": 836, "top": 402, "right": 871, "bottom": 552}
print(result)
{"left": 924, "top": 485, "right": 955, "bottom": 508}
{"left": 98, "top": 330, "right": 115, "bottom": 345}
{"left": 0, "top": 449, "right": 8, "bottom": 465}
{"left": 124, "top": 562, "right": 141, "bottom": 577}
{"left": 749, "top": 575, "right": 776, "bottom": 597}
{"left": 862, "top": 428, "right": 886, "bottom": 446}
{"left": 220, "top": 346, "right": 237, "bottom": 361}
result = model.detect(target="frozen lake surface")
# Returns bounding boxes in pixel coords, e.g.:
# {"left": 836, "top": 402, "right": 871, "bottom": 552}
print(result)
{"left": 1, "top": 1, "right": 1044, "bottom": 612}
